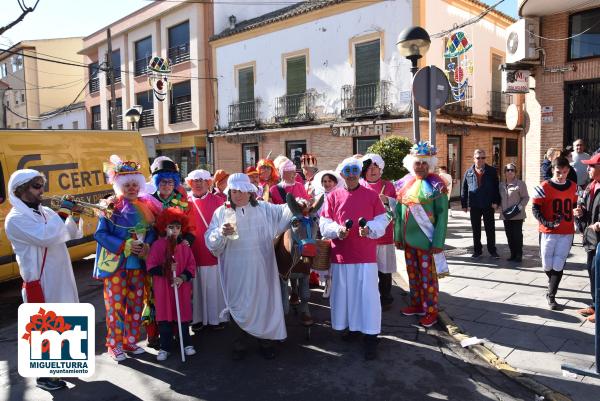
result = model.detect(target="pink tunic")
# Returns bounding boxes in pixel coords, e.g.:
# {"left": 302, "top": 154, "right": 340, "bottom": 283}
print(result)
{"left": 188, "top": 193, "right": 224, "bottom": 267}
{"left": 146, "top": 238, "right": 196, "bottom": 322}
{"left": 269, "top": 182, "right": 309, "bottom": 204}
{"left": 361, "top": 179, "right": 395, "bottom": 245}
{"left": 322, "top": 186, "right": 386, "bottom": 264}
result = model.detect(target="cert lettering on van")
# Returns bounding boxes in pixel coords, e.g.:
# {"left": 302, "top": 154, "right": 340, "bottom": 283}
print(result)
{"left": 17, "top": 154, "right": 109, "bottom": 191}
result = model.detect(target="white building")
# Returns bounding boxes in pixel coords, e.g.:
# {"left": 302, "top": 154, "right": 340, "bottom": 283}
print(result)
{"left": 40, "top": 101, "right": 87, "bottom": 130}
{"left": 209, "top": 0, "right": 520, "bottom": 196}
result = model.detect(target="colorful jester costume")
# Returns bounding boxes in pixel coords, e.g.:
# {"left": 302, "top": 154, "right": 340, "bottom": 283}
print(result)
{"left": 394, "top": 142, "right": 449, "bottom": 327}
{"left": 93, "top": 156, "right": 160, "bottom": 356}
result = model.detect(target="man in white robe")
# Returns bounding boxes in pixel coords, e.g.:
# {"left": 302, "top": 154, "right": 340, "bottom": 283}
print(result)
{"left": 205, "top": 173, "right": 291, "bottom": 360}
{"left": 319, "top": 157, "right": 389, "bottom": 360}
{"left": 5, "top": 169, "right": 82, "bottom": 391}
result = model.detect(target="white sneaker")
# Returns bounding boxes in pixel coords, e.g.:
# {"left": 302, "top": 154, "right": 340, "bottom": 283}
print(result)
{"left": 184, "top": 346, "right": 196, "bottom": 356}
{"left": 322, "top": 278, "right": 331, "bottom": 299}
{"left": 156, "top": 350, "right": 170, "bottom": 361}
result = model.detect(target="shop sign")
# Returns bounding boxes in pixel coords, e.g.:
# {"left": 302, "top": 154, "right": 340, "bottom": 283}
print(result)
{"left": 331, "top": 123, "right": 391, "bottom": 137}
{"left": 225, "top": 132, "right": 264, "bottom": 144}
{"left": 542, "top": 106, "right": 553, "bottom": 123}
{"left": 438, "top": 123, "right": 470, "bottom": 137}
{"left": 156, "top": 133, "right": 181, "bottom": 144}
{"left": 502, "top": 70, "right": 530, "bottom": 93}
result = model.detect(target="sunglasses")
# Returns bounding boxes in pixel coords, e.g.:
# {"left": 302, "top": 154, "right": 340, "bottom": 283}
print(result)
{"left": 160, "top": 180, "right": 175, "bottom": 186}
{"left": 30, "top": 183, "right": 44, "bottom": 190}
{"left": 341, "top": 165, "right": 361, "bottom": 176}
{"left": 505, "top": 169, "right": 515, "bottom": 172}
{"left": 475, "top": 157, "right": 486, "bottom": 160}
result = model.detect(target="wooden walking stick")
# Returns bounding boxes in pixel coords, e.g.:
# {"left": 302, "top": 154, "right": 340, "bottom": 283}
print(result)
{"left": 167, "top": 230, "right": 186, "bottom": 362}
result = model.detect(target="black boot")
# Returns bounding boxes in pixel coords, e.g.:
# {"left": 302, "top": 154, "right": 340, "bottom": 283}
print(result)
{"left": 363, "top": 334, "right": 379, "bottom": 361}
{"left": 378, "top": 272, "right": 394, "bottom": 310}
{"left": 546, "top": 270, "right": 563, "bottom": 310}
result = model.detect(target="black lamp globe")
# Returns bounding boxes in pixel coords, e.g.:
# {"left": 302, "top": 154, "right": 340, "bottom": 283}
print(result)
{"left": 396, "top": 26, "right": 431, "bottom": 60}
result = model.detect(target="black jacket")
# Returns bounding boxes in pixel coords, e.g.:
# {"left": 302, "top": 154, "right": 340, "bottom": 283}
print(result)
{"left": 575, "top": 182, "right": 600, "bottom": 253}
{"left": 461, "top": 164, "right": 501, "bottom": 209}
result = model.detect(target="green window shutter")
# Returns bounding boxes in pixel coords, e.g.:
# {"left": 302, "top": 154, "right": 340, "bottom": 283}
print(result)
{"left": 286, "top": 56, "right": 306, "bottom": 95}
{"left": 355, "top": 39, "right": 380, "bottom": 86}
{"left": 238, "top": 67, "right": 254, "bottom": 103}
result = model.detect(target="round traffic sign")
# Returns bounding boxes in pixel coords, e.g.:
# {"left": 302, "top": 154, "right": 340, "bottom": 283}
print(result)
{"left": 412, "top": 66, "right": 450, "bottom": 111}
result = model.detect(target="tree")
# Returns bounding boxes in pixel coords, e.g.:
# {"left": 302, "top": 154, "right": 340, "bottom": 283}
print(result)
{"left": 0, "top": 1, "right": 40, "bottom": 36}
{"left": 366, "top": 136, "right": 413, "bottom": 181}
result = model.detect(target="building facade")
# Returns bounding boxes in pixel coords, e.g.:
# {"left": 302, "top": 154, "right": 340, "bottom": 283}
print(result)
{"left": 209, "top": 0, "right": 520, "bottom": 197}
{"left": 0, "top": 37, "right": 85, "bottom": 129}
{"left": 515, "top": 0, "right": 600, "bottom": 191}
{"left": 40, "top": 101, "right": 87, "bottom": 130}
{"left": 80, "top": 0, "right": 213, "bottom": 177}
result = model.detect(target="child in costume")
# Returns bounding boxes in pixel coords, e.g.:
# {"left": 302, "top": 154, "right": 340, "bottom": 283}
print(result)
{"left": 146, "top": 207, "right": 197, "bottom": 361}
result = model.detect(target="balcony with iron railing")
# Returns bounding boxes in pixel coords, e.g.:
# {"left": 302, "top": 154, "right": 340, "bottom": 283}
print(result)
{"left": 134, "top": 56, "right": 151, "bottom": 76}
{"left": 341, "top": 81, "right": 391, "bottom": 119}
{"left": 89, "top": 77, "right": 100, "bottom": 94}
{"left": 442, "top": 85, "right": 473, "bottom": 116}
{"left": 228, "top": 99, "right": 260, "bottom": 129}
{"left": 168, "top": 43, "right": 190, "bottom": 65}
{"left": 274, "top": 91, "right": 316, "bottom": 124}
{"left": 139, "top": 109, "right": 154, "bottom": 128}
{"left": 170, "top": 101, "right": 192, "bottom": 124}
{"left": 488, "top": 91, "right": 513, "bottom": 120}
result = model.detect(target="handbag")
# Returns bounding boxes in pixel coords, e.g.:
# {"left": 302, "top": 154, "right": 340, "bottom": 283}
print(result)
{"left": 22, "top": 248, "right": 48, "bottom": 303}
{"left": 97, "top": 246, "right": 124, "bottom": 273}
{"left": 502, "top": 204, "right": 521, "bottom": 219}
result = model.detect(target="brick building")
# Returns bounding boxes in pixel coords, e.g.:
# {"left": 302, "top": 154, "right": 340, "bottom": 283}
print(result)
{"left": 516, "top": 0, "right": 600, "bottom": 191}
{"left": 210, "top": 0, "right": 522, "bottom": 197}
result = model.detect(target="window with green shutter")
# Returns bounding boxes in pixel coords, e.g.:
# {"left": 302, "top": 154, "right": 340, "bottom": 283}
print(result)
{"left": 238, "top": 67, "right": 255, "bottom": 121}
{"left": 355, "top": 40, "right": 380, "bottom": 110}
{"left": 286, "top": 56, "right": 306, "bottom": 116}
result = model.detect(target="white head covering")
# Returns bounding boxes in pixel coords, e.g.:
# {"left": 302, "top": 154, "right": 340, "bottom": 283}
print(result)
{"left": 273, "top": 155, "right": 290, "bottom": 171}
{"left": 226, "top": 173, "right": 257, "bottom": 193}
{"left": 336, "top": 157, "right": 363, "bottom": 174}
{"left": 312, "top": 170, "right": 343, "bottom": 196}
{"left": 186, "top": 169, "right": 212, "bottom": 181}
{"left": 279, "top": 159, "right": 296, "bottom": 177}
{"left": 7, "top": 169, "right": 48, "bottom": 221}
{"left": 361, "top": 153, "right": 385, "bottom": 171}
{"left": 7, "top": 169, "right": 45, "bottom": 207}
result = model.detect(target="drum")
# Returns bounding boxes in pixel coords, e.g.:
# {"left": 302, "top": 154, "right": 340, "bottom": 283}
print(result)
{"left": 312, "top": 239, "right": 331, "bottom": 271}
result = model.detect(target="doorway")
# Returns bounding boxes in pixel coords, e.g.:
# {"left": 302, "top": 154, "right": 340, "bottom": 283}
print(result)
{"left": 447, "top": 136, "right": 461, "bottom": 198}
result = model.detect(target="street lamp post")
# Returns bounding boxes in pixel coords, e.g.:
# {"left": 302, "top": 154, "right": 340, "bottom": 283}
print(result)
{"left": 125, "top": 105, "right": 143, "bottom": 132}
{"left": 396, "top": 26, "right": 431, "bottom": 143}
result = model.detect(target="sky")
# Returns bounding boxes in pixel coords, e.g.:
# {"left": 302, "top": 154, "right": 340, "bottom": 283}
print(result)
{"left": 0, "top": 0, "right": 518, "bottom": 47}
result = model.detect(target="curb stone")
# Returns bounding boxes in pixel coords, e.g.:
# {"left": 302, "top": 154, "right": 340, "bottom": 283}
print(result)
{"left": 437, "top": 310, "right": 573, "bottom": 401}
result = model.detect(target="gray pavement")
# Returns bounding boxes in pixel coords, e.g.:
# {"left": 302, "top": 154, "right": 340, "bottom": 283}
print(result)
{"left": 416, "top": 208, "right": 600, "bottom": 401}
{"left": 0, "top": 257, "right": 537, "bottom": 400}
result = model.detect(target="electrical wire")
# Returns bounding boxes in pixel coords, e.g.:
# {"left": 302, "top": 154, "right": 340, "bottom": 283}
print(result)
{"left": 5, "top": 78, "right": 90, "bottom": 121}
{"left": 430, "top": 0, "right": 507, "bottom": 39}
{"left": 142, "top": 0, "right": 394, "bottom": 4}
{"left": 528, "top": 18, "right": 600, "bottom": 41}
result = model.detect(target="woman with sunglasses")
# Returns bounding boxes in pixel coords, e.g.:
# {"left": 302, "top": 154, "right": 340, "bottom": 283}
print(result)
{"left": 499, "top": 163, "right": 530, "bottom": 262}
{"left": 319, "top": 157, "right": 389, "bottom": 360}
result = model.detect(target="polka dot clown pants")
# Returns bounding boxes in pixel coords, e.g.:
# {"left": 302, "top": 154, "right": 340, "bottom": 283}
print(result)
{"left": 103, "top": 269, "right": 145, "bottom": 349}
{"left": 404, "top": 245, "right": 439, "bottom": 316}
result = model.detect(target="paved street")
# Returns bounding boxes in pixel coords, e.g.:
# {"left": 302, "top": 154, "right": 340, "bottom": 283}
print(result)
{"left": 424, "top": 208, "right": 600, "bottom": 401}
{"left": 0, "top": 258, "right": 536, "bottom": 400}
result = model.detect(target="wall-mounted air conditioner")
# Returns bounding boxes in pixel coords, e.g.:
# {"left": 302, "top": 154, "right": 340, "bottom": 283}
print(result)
{"left": 506, "top": 18, "right": 540, "bottom": 64}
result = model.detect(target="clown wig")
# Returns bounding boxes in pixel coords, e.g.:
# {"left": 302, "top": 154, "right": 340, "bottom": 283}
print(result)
{"left": 155, "top": 207, "right": 191, "bottom": 237}
{"left": 402, "top": 153, "right": 438, "bottom": 176}
{"left": 151, "top": 170, "right": 181, "bottom": 191}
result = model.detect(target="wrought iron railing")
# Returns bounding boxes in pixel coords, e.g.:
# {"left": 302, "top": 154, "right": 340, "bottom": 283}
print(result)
{"left": 139, "top": 109, "right": 154, "bottom": 128}
{"left": 488, "top": 91, "right": 513, "bottom": 120}
{"left": 168, "top": 43, "right": 190, "bottom": 65}
{"left": 442, "top": 85, "right": 473, "bottom": 116}
{"left": 89, "top": 77, "right": 99, "bottom": 93}
{"left": 170, "top": 101, "right": 192, "bottom": 124}
{"left": 134, "top": 57, "right": 151, "bottom": 76}
{"left": 341, "top": 81, "right": 391, "bottom": 118}
{"left": 274, "top": 91, "right": 316, "bottom": 124}
{"left": 228, "top": 99, "right": 260, "bottom": 129}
